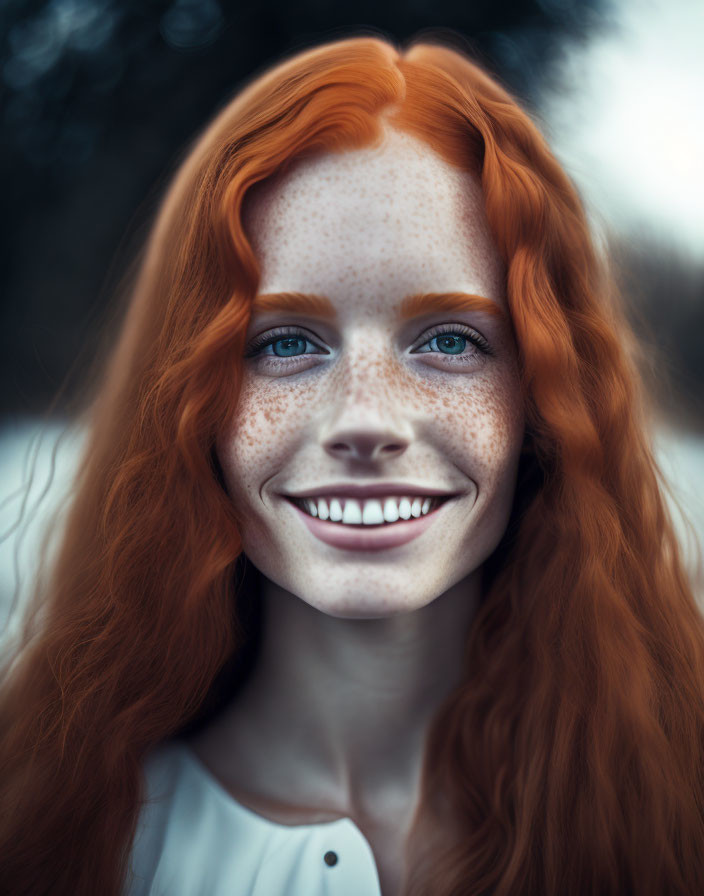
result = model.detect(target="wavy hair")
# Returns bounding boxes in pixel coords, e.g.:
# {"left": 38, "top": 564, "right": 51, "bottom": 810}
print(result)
{"left": 1, "top": 35, "right": 703, "bottom": 896}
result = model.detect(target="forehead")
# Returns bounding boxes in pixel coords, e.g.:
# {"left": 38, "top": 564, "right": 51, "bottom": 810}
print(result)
{"left": 242, "top": 128, "right": 506, "bottom": 316}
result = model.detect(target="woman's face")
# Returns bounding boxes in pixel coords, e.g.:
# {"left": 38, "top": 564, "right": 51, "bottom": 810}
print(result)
{"left": 217, "top": 128, "right": 525, "bottom": 618}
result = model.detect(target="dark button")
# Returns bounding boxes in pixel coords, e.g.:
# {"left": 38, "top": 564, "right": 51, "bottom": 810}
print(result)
{"left": 324, "top": 850, "right": 338, "bottom": 867}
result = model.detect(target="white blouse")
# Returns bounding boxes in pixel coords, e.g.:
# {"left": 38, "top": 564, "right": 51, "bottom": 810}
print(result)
{"left": 126, "top": 740, "right": 383, "bottom": 896}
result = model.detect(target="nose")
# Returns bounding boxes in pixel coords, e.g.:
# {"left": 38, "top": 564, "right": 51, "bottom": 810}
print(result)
{"left": 320, "top": 381, "right": 412, "bottom": 463}
{"left": 319, "top": 334, "right": 415, "bottom": 464}
{"left": 323, "top": 427, "right": 409, "bottom": 463}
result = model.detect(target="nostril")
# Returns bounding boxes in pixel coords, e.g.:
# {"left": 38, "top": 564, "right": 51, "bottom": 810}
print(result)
{"left": 323, "top": 432, "right": 410, "bottom": 462}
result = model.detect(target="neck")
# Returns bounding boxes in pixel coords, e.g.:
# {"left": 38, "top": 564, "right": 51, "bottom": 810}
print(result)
{"left": 213, "top": 571, "right": 480, "bottom": 816}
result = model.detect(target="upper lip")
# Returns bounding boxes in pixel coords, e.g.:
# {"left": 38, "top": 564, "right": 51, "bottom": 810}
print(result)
{"left": 282, "top": 483, "right": 460, "bottom": 499}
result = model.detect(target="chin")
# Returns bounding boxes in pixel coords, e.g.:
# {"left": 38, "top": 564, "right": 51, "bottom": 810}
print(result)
{"left": 299, "top": 588, "right": 433, "bottom": 620}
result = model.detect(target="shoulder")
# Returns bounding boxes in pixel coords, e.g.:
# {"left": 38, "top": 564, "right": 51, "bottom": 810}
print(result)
{"left": 123, "top": 740, "right": 382, "bottom": 896}
{"left": 124, "top": 742, "right": 189, "bottom": 896}
{"left": 123, "top": 740, "right": 293, "bottom": 896}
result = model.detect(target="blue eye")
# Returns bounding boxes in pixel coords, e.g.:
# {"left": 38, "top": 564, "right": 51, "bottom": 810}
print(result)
{"left": 245, "top": 329, "right": 325, "bottom": 359}
{"left": 428, "top": 334, "right": 466, "bottom": 355}
{"left": 414, "top": 326, "right": 491, "bottom": 357}
{"left": 270, "top": 336, "right": 308, "bottom": 357}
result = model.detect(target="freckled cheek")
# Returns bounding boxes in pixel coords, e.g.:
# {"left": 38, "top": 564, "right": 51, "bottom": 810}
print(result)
{"left": 468, "top": 378, "right": 525, "bottom": 486}
{"left": 217, "top": 376, "right": 320, "bottom": 495}
{"left": 420, "top": 371, "right": 524, "bottom": 480}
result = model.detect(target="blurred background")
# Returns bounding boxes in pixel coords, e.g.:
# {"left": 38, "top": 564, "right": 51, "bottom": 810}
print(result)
{"left": 1, "top": 0, "right": 703, "bottom": 639}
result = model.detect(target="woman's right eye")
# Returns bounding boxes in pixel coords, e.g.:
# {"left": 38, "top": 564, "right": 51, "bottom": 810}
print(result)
{"left": 244, "top": 329, "right": 327, "bottom": 360}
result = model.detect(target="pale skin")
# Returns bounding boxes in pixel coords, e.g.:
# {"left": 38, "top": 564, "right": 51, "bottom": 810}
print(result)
{"left": 189, "top": 128, "right": 525, "bottom": 896}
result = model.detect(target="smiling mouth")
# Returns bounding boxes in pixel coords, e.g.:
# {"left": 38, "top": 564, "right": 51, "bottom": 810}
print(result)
{"left": 285, "top": 494, "right": 454, "bottom": 527}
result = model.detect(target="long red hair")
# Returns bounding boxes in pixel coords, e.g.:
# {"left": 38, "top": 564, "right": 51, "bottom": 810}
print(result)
{"left": 1, "top": 35, "right": 703, "bottom": 896}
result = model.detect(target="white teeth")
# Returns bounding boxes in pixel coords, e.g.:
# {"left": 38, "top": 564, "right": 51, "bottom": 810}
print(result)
{"left": 362, "top": 499, "right": 384, "bottom": 525}
{"left": 383, "top": 497, "right": 399, "bottom": 523}
{"left": 341, "top": 499, "right": 362, "bottom": 524}
{"left": 297, "top": 495, "right": 444, "bottom": 525}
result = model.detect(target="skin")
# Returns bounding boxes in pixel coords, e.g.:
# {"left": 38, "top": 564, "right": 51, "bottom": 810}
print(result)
{"left": 190, "top": 128, "right": 525, "bottom": 896}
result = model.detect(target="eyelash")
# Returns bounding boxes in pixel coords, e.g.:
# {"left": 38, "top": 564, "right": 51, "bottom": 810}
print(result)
{"left": 245, "top": 324, "right": 493, "bottom": 364}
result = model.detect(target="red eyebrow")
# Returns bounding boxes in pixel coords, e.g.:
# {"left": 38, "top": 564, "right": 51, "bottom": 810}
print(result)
{"left": 397, "top": 291, "right": 505, "bottom": 321}
{"left": 250, "top": 290, "right": 505, "bottom": 321}
{"left": 251, "top": 292, "right": 337, "bottom": 319}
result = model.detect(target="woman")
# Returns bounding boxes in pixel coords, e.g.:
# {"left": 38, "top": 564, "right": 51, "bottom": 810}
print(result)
{"left": 1, "top": 34, "right": 703, "bottom": 896}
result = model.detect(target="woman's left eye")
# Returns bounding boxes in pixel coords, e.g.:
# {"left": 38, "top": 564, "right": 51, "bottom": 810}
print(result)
{"left": 412, "top": 325, "right": 492, "bottom": 358}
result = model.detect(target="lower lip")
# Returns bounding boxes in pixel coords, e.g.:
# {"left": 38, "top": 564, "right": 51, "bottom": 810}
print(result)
{"left": 286, "top": 498, "right": 453, "bottom": 552}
